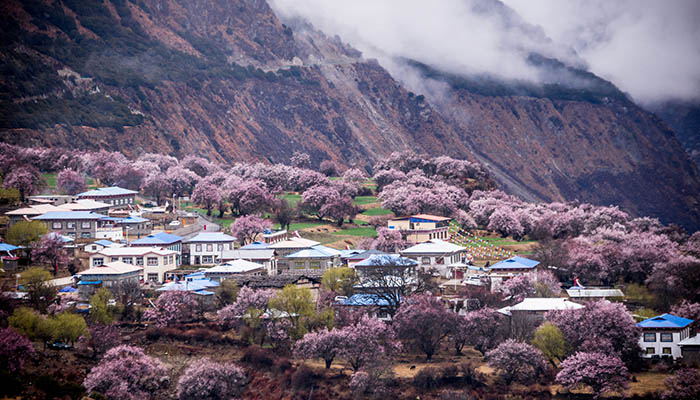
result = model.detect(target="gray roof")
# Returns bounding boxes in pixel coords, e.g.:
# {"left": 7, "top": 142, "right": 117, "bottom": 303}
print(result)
{"left": 225, "top": 273, "right": 322, "bottom": 289}
{"left": 566, "top": 288, "right": 624, "bottom": 298}
{"left": 77, "top": 186, "right": 138, "bottom": 197}
{"left": 185, "top": 232, "right": 237, "bottom": 243}
{"left": 223, "top": 249, "right": 276, "bottom": 260}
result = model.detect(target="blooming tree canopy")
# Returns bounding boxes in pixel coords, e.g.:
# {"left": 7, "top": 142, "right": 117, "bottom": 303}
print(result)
{"left": 393, "top": 294, "right": 453, "bottom": 360}
{"left": 294, "top": 327, "right": 345, "bottom": 368}
{"left": 83, "top": 345, "right": 168, "bottom": 400}
{"left": 661, "top": 368, "right": 700, "bottom": 400}
{"left": 57, "top": 169, "right": 86, "bottom": 195}
{"left": 217, "top": 287, "right": 276, "bottom": 329}
{"left": 191, "top": 181, "right": 222, "bottom": 216}
{"left": 32, "top": 234, "right": 71, "bottom": 275}
{"left": 3, "top": 165, "right": 42, "bottom": 201}
{"left": 0, "top": 327, "right": 35, "bottom": 372}
{"left": 176, "top": 358, "right": 247, "bottom": 400}
{"left": 556, "top": 351, "right": 629, "bottom": 398}
{"left": 486, "top": 339, "right": 548, "bottom": 385}
{"left": 372, "top": 227, "right": 407, "bottom": 253}
{"left": 144, "top": 292, "right": 199, "bottom": 327}
{"left": 337, "top": 315, "right": 399, "bottom": 371}
{"left": 229, "top": 215, "right": 272, "bottom": 245}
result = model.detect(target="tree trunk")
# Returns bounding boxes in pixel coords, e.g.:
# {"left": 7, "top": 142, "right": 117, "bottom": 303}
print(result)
{"left": 325, "top": 358, "right": 332, "bottom": 369}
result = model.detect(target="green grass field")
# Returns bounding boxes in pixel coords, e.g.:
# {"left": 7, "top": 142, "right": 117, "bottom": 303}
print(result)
{"left": 362, "top": 207, "right": 393, "bottom": 216}
{"left": 42, "top": 172, "right": 57, "bottom": 189}
{"left": 353, "top": 196, "right": 377, "bottom": 205}
{"left": 333, "top": 226, "right": 378, "bottom": 237}
{"left": 280, "top": 193, "right": 301, "bottom": 207}
{"left": 273, "top": 222, "right": 325, "bottom": 231}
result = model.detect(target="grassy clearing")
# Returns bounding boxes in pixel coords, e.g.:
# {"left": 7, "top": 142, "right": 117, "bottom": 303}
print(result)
{"left": 482, "top": 236, "right": 537, "bottom": 246}
{"left": 273, "top": 221, "right": 325, "bottom": 231}
{"left": 353, "top": 196, "right": 377, "bottom": 205}
{"left": 362, "top": 207, "right": 393, "bottom": 216}
{"left": 280, "top": 193, "right": 301, "bottom": 207}
{"left": 333, "top": 226, "right": 378, "bottom": 237}
{"left": 42, "top": 172, "right": 57, "bottom": 189}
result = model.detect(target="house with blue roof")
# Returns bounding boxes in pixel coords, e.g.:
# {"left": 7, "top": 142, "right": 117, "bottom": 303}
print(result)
{"left": 638, "top": 313, "right": 694, "bottom": 360}
{"left": 185, "top": 232, "right": 237, "bottom": 266}
{"left": 337, "top": 294, "right": 394, "bottom": 321}
{"left": 131, "top": 232, "right": 183, "bottom": 259}
{"left": 77, "top": 186, "right": 138, "bottom": 209}
{"left": 33, "top": 211, "right": 111, "bottom": 239}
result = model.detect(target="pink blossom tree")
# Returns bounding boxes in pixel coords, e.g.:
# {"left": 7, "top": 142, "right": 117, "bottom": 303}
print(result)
{"left": 181, "top": 155, "right": 215, "bottom": 177}
{"left": 661, "top": 368, "right": 700, "bottom": 400}
{"left": 319, "top": 160, "right": 338, "bottom": 177}
{"left": 111, "top": 163, "right": 146, "bottom": 191}
{"left": 191, "top": 181, "right": 222, "bottom": 216}
{"left": 338, "top": 315, "right": 399, "bottom": 371}
{"left": 373, "top": 168, "right": 406, "bottom": 191}
{"left": 83, "top": 345, "right": 168, "bottom": 400}
{"left": 165, "top": 166, "right": 199, "bottom": 197}
{"left": 499, "top": 270, "right": 561, "bottom": 301}
{"left": 229, "top": 215, "right": 272, "bottom": 245}
{"left": 227, "top": 179, "right": 274, "bottom": 216}
{"left": 87, "top": 323, "right": 120, "bottom": 359}
{"left": 32, "top": 234, "right": 71, "bottom": 275}
{"left": 0, "top": 327, "right": 35, "bottom": 372}
{"left": 3, "top": 165, "right": 42, "bottom": 201}
{"left": 343, "top": 168, "right": 366, "bottom": 184}
{"left": 83, "top": 151, "right": 128, "bottom": 185}
{"left": 486, "top": 339, "right": 548, "bottom": 385}
{"left": 137, "top": 153, "right": 178, "bottom": 172}
{"left": 648, "top": 255, "right": 700, "bottom": 306}
{"left": 556, "top": 352, "right": 629, "bottom": 398}
{"left": 301, "top": 184, "right": 342, "bottom": 221}
{"left": 546, "top": 300, "right": 640, "bottom": 364}
{"left": 393, "top": 294, "right": 453, "bottom": 360}
{"left": 217, "top": 287, "right": 276, "bottom": 329}
{"left": 321, "top": 195, "right": 356, "bottom": 227}
{"left": 290, "top": 151, "right": 311, "bottom": 168}
{"left": 460, "top": 308, "right": 502, "bottom": 355}
{"left": 176, "top": 358, "right": 247, "bottom": 400}
{"left": 144, "top": 292, "right": 199, "bottom": 327}
{"left": 488, "top": 206, "right": 525, "bottom": 239}
{"left": 294, "top": 327, "right": 345, "bottom": 368}
{"left": 57, "top": 169, "right": 87, "bottom": 195}
{"left": 372, "top": 227, "right": 407, "bottom": 253}
{"left": 141, "top": 173, "right": 172, "bottom": 205}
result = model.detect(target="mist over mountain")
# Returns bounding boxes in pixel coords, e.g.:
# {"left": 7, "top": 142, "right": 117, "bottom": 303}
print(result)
{"left": 0, "top": 0, "right": 698, "bottom": 230}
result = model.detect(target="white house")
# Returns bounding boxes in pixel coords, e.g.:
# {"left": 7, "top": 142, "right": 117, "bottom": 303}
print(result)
{"left": 83, "top": 240, "right": 124, "bottom": 253}
{"left": 76, "top": 261, "right": 143, "bottom": 299}
{"left": 400, "top": 239, "right": 467, "bottom": 277}
{"left": 204, "top": 259, "right": 267, "bottom": 282}
{"left": 497, "top": 297, "right": 584, "bottom": 317}
{"left": 637, "top": 313, "right": 694, "bottom": 360}
{"left": 89, "top": 247, "right": 179, "bottom": 283}
{"left": 221, "top": 249, "right": 278, "bottom": 276}
{"left": 185, "top": 232, "right": 237, "bottom": 266}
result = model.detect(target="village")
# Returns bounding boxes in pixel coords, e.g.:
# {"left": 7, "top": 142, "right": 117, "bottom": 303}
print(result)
{"left": 1, "top": 145, "right": 699, "bottom": 399}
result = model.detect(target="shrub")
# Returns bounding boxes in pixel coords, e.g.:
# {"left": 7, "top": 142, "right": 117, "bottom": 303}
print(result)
{"left": 413, "top": 366, "right": 442, "bottom": 389}
{"left": 176, "top": 358, "right": 247, "bottom": 400}
{"left": 290, "top": 364, "right": 315, "bottom": 390}
{"left": 350, "top": 370, "right": 370, "bottom": 396}
{"left": 240, "top": 346, "right": 274, "bottom": 368}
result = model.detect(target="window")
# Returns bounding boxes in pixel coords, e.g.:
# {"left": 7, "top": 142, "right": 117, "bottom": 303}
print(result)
{"left": 147, "top": 273, "right": 158, "bottom": 282}
{"left": 196, "top": 244, "right": 202, "bottom": 252}
{"left": 136, "top": 257, "right": 144, "bottom": 266}
{"left": 310, "top": 261, "right": 321, "bottom": 269}
{"left": 202, "top": 256, "right": 213, "bottom": 264}
{"left": 168, "top": 255, "right": 173, "bottom": 264}
{"left": 206, "top": 244, "right": 213, "bottom": 252}
{"left": 111, "top": 257, "right": 119, "bottom": 262}
{"left": 81, "top": 221, "right": 91, "bottom": 229}
{"left": 66, "top": 222, "right": 76, "bottom": 229}
{"left": 295, "top": 262, "right": 304, "bottom": 269}
{"left": 228, "top": 243, "right": 232, "bottom": 250}
{"left": 646, "top": 347, "right": 655, "bottom": 355}
{"left": 67, "top": 232, "right": 76, "bottom": 238}
{"left": 147, "top": 257, "right": 158, "bottom": 266}
{"left": 660, "top": 333, "right": 673, "bottom": 342}
{"left": 52, "top": 222, "right": 62, "bottom": 229}
{"left": 662, "top": 347, "right": 672, "bottom": 355}
{"left": 93, "top": 258, "right": 104, "bottom": 266}
{"left": 81, "top": 232, "right": 91, "bottom": 238}
{"left": 644, "top": 333, "right": 656, "bottom": 342}
{"left": 122, "top": 257, "right": 133, "bottom": 264}
{"left": 217, "top": 244, "right": 223, "bottom": 251}
{"left": 421, "top": 257, "right": 431, "bottom": 264}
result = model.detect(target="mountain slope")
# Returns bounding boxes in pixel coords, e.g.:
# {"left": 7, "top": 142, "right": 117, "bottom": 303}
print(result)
{"left": 0, "top": 0, "right": 698, "bottom": 230}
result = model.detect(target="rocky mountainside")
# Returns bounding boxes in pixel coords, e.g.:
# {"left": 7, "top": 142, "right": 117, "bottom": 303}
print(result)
{"left": 0, "top": 0, "right": 698, "bottom": 230}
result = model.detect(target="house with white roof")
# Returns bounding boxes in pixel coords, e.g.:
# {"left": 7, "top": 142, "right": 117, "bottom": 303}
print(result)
{"left": 286, "top": 245, "right": 342, "bottom": 274}
{"left": 57, "top": 199, "right": 111, "bottom": 214}
{"left": 566, "top": 287, "right": 625, "bottom": 301}
{"left": 400, "top": 239, "right": 467, "bottom": 277}
{"left": 387, "top": 214, "right": 452, "bottom": 243}
{"left": 497, "top": 297, "right": 584, "bottom": 317}
{"left": 268, "top": 237, "right": 320, "bottom": 272}
{"left": 638, "top": 313, "right": 694, "bottom": 360}
{"left": 76, "top": 261, "right": 143, "bottom": 299}
{"left": 6, "top": 204, "right": 64, "bottom": 225}
{"left": 185, "top": 232, "right": 237, "bottom": 266}
{"left": 157, "top": 271, "right": 219, "bottom": 300}
{"left": 221, "top": 248, "right": 277, "bottom": 276}
{"left": 77, "top": 186, "right": 138, "bottom": 209}
{"left": 89, "top": 247, "right": 179, "bottom": 283}
{"left": 83, "top": 240, "right": 123, "bottom": 253}
{"left": 204, "top": 259, "right": 266, "bottom": 281}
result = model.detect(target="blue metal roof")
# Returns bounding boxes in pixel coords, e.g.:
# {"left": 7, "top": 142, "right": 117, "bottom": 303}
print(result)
{"left": 240, "top": 241, "right": 270, "bottom": 249}
{"left": 489, "top": 256, "right": 540, "bottom": 270}
{"left": 77, "top": 186, "right": 138, "bottom": 197}
{"left": 186, "top": 232, "right": 237, "bottom": 243}
{"left": 59, "top": 286, "right": 77, "bottom": 292}
{"left": 78, "top": 280, "right": 102, "bottom": 285}
{"left": 354, "top": 254, "right": 418, "bottom": 267}
{"left": 94, "top": 240, "right": 115, "bottom": 247}
{"left": 637, "top": 313, "right": 693, "bottom": 329}
{"left": 286, "top": 245, "right": 341, "bottom": 259}
{"left": 340, "top": 294, "right": 392, "bottom": 307}
{"left": 157, "top": 279, "right": 219, "bottom": 292}
{"left": 117, "top": 216, "right": 149, "bottom": 224}
{"left": 131, "top": 232, "right": 183, "bottom": 245}
{"left": 0, "top": 243, "right": 19, "bottom": 252}
{"left": 32, "top": 211, "right": 108, "bottom": 220}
